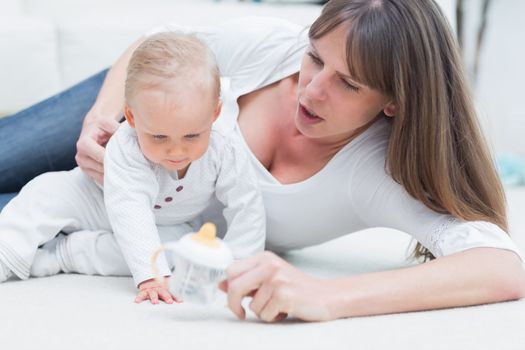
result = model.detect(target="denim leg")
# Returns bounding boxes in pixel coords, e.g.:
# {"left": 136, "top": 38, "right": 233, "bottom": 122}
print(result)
{"left": 0, "top": 193, "right": 16, "bottom": 210}
{"left": 0, "top": 68, "right": 109, "bottom": 195}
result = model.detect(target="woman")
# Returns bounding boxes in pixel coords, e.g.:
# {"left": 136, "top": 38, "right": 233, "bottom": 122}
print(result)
{"left": 1, "top": 0, "right": 524, "bottom": 322}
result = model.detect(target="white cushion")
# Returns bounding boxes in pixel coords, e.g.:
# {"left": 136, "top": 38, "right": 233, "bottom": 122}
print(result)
{"left": 1, "top": 0, "right": 22, "bottom": 15}
{"left": 0, "top": 0, "right": 457, "bottom": 114}
{"left": 29, "top": 1, "right": 322, "bottom": 99}
{"left": 0, "top": 16, "right": 60, "bottom": 113}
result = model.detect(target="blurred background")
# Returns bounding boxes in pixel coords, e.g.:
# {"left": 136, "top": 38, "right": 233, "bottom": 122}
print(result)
{"left": 0, "top": 0, "right": 523, "bottom": 177}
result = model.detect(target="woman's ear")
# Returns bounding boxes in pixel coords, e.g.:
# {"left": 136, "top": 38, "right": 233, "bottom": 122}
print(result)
{"left": 124, "top": 105, "right": 136, "bottom": 128}
{"left": 212, "top": 100, "right": 223, "bottom": 122}
{"left": 383, "top": 102, "right": 396, "bottom": 117}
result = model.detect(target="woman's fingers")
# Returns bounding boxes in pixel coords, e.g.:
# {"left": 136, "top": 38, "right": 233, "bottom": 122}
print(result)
{"left": 225, "top": 252, "right": 283, "bottom": 320}
{"left": 98, "top": 117, "right": 121, "bottom": 136}
{"left": 78, "top": 155, "right": 104, "bottom": 174}
{"left": 248, "top": 282, "right": 273, "bottom": 317}
{"left": 259, "top": 289, "right": 290, "bottom": 323}
{"left": 75, "top": 117, "right": 120, "bottom": 182}
{"left": 225, "top": 252, "right": 332, "bottom": 322}
{"left": 79, "top": 169, "right": 102, "bottom": 185}
{"left": 226, "top": 265, "right": 273, "bottom": 319}
{"left": 76, "top": 133, "right": 105, "bottom": 164}
{"left": 226, "top": 254, "right": 263, "bottom": 279}
{"left": 218, "top": 279, "right": 228, "bottom": 293}
{"left": 76, "top": 139, "right": 105, "bottom": 184}
{"left": 226, "top": 268, "right": 261, "bottom": 319}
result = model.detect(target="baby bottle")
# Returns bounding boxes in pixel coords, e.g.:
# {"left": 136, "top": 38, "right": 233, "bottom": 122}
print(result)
{"left": 151, "top": 222, "right": 233, "bottom": 304}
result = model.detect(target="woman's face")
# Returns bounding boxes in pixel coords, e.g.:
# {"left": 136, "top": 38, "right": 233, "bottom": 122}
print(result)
{"left": 296, "top": 24, "right": 395, "bottom": 144}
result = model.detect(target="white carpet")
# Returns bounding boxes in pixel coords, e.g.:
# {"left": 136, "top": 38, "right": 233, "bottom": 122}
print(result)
{"left": 1, "top": 189, "right": 525, "bottom": 350}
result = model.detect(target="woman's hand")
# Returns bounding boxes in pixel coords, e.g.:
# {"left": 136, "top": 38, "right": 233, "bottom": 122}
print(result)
{"left": 75, "top": 38, "right": 145, "bottom": 184}
{"left": 220, "top": 252, "right": 338, "bottom": 322}
{"left": 220, "top": 249, "right": 525, "bottom": 322}
{"left": 75, "top": 114, "right": 120, "bottom": 184}
{"left": 135, "top": 277, "right": 180, "bottom": 304}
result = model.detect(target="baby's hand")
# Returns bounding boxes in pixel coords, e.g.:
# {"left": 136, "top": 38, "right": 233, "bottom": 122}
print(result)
{"left": 135, "top": 277, "right": 180, "bottom": 304}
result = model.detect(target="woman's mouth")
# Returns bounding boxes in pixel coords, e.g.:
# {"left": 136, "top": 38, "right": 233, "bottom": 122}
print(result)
{"left": 298, "top": 104, "right": 323, "bottom": 124}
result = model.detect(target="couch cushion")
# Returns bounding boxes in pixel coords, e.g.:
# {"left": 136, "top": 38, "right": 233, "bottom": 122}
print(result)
{"left": 0, "top": 16, "right": 60, "bottom": 113}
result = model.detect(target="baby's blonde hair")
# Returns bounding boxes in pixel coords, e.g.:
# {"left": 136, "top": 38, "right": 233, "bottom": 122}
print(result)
{"left": 125, "top": 32, "right": 220, "bottom": 106}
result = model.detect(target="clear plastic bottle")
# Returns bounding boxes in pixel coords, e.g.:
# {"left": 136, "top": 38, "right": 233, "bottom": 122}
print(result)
{"left": 151, "top": 223, "right": 233, "bottom": 304}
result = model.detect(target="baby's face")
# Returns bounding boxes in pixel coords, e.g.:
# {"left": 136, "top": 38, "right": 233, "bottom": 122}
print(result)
{"left": 126, "top": 86, "right": 220, "bottom": 175}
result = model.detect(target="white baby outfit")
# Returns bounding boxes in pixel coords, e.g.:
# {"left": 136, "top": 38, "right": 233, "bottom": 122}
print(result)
{"left": 0, "top": 122, "right": 265, "bottom": 285}
{"left": 104, "top": 122, "right": 265, "bottom": 285}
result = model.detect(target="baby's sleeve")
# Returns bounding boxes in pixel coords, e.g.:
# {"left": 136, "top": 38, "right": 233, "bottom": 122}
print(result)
{"left": 104, "top": 123, "right": 171, "bottom": 286}
{"left": 213, "top": 133, "right": 266, "bottom": 259}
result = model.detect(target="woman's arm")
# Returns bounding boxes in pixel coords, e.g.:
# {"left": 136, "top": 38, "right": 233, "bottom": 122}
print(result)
{"left": 75, "top": 37, "right": 145, "bottom": 184}
{"left": 221, "top": 248, "right": 525, "bottom": 322}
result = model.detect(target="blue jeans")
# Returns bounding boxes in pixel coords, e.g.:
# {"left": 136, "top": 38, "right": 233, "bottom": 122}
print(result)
{"left": 0, "top": 69, "right": 109, "bottom": 210}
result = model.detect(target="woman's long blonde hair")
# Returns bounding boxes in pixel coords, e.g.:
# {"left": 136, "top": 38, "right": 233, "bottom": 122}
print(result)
{"left": 310, "top": 0, "right": 507, "bottom": 260}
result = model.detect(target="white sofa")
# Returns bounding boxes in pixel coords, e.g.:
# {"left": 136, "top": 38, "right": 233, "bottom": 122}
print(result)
{"left": 0, "top": 0, "right": 325, "bottom": 114}
{"left": 0, "top": 0, "right": 457, "bottom": 115}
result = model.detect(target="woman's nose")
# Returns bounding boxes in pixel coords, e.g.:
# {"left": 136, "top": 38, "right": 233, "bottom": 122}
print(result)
{"left": 305, "top": 70, "right": 329, "bottom": 101}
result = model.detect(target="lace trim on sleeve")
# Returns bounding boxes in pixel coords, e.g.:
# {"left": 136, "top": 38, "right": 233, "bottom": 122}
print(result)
{"left": 429, "top": 217, "right": 459, "bottom": 257}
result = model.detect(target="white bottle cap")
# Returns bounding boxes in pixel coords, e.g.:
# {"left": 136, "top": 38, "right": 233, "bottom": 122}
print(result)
{"left": 175, "top": 223, "right": 233, "bottom": 269}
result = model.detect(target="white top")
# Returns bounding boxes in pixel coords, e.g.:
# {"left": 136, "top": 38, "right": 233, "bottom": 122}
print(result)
{"left": 104, "top": 122, "right": 265, "bottom": 286}
{"left": 150, "top": 16, "right": 522, "bottom": 259}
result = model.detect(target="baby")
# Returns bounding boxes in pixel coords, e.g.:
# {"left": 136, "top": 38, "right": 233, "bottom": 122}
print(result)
{"left": 0, "top": 32, "right": 266, "bottom": 304}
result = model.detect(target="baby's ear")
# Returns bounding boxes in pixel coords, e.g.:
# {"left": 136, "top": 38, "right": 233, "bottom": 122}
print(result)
{"left": 213, "top": 100, "right": 223, "bottom": 122}
{"left": 124, "top": 105, "right": 136, "bottom": 128}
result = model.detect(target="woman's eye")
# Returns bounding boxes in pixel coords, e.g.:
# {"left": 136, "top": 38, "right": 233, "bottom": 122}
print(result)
{"left": 341, "top": 79, "right": 359, "bottom": 92}
{"left": 307, "top": 52, "right": 323, "bottom": 66}
{"left": 308, "top": 50, "right": 358, "bottom": 92}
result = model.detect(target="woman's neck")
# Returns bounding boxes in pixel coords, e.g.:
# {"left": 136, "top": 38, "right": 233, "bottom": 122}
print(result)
{"left": 237, "top": 74, "right": 376, "bottom": 184}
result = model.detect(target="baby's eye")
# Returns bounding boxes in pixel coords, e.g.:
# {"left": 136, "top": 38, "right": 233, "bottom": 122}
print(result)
{"left": 152, "top": 135, "right": 167, "bottom": 141}
{"left": 184, "top": 134, "right": 200, "bottom": 139}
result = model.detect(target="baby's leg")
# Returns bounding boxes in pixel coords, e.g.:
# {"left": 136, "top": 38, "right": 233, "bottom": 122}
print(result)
{"left": 0, "top": 168, "right": 108, "bottom": 280}
{"left": 36, "top": 223, "right": 194, "bottom": 277}
{"left": 55, "top": 229, "right": 131, "bottom": 276}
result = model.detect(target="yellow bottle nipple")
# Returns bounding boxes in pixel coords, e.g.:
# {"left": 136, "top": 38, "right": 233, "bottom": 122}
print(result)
{"left": 191, "top": 222, "right": 220, "bottom": 248}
